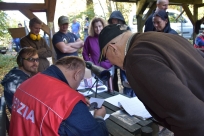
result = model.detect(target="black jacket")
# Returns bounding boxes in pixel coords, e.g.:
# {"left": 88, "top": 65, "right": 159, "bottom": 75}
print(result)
{"left": 144, "top": 10, "right": 155, "bottom": 32}
{"left": 108, "top": 11, "right": 126, "bottom": 24}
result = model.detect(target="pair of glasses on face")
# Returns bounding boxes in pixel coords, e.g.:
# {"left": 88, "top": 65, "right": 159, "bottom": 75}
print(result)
{"left": 22, "top": 58, "right": 39, "bottom": 62}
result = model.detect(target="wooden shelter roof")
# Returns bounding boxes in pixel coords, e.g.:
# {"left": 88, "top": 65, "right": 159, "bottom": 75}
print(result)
{"left": 0, "top": 0, "right": 56, "bottom": 35}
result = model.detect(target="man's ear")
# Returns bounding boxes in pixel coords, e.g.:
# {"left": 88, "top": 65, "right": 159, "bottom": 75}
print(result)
{"left": 73, "top": 69, "right": 81, "bottom": 81}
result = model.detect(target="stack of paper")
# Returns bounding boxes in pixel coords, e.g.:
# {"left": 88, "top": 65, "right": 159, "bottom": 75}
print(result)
{"left": 105, "top": 94, "right": 152, "bottom": 120}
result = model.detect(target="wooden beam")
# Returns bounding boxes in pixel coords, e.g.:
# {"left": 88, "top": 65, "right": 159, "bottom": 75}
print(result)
{"left": 182, "top": 4, "right": 194, "bottom": 25}
{"left": 196, "top": 3, "right": 204, "bottom": 7}
{"left": 0, "top": 2, "right": 46, "bottom": 10}
{"left": 19, "top": 9, "right": 50, "bottom": 35}
{"left": 44, "top": 0, "right": 49, "bottom": 8}
{"left": 136, "top": 0, "right": 147, "bottom": 32}
{"left": 111, "top": 0, "right": 202, "bottom": 4}
{"left": 46, "top": 0, "right": 56, "bottom": 22}
{"left": 136, "top": 0, "right": 147, "bottom": 16}
{"left": 111, "top": 0, "right": 137, "bottom": 2}
{"left": 193, "top": 5, "right": 198, "bottom": 43}
{"left": 143, "top": 2, "right": 156, "bottom": 21}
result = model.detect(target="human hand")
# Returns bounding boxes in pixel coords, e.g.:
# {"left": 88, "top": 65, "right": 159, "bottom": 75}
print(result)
{"left": 94, "top": 106, "right": 106, "bottom": 118}
{"left": 80, "top": 41, "right": 84, "bottom": 47}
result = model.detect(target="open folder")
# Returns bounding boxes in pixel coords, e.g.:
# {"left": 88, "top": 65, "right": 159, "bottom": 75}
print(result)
{"left": 105, "top": 94, "right": 152, "bottom": 120}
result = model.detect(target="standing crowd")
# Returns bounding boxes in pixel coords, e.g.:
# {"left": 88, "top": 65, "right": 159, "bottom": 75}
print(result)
{"left": 2, "top": 0, "right": 204, "bottom": 135}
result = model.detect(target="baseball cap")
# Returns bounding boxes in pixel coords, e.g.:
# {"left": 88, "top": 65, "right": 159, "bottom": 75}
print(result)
{"left": 58, "top": 16, "right": 69, "bottom": 25}
{"left": 98, "top": 24, "right": 127, "bottom": 62}
{"left": 153, "top": 10, "right": 168, "bottom": 20}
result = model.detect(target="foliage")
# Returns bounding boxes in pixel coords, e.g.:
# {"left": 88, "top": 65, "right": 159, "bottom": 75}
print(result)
{"left": 0, "top": 54, "right": 16, "bottom": 96}
{"left": 0, "top": 11, "right": 10, "bottom": 40}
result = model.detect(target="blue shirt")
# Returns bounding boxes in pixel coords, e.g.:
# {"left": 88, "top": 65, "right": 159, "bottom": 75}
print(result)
{"left": 71, "top": 22, "right": 80, "bottom": 34}
{"left": 52, "top": 31, "right": 78, "bottom": 60}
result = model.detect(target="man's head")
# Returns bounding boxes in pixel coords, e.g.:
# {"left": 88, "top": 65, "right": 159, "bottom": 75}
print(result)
{"left": 156, "top": 0, "right": 169, "bottom": 11}
{"left": 73, "top": 19, "right": 76, "bottom": 23}
{"left": 85, "top": 17, "right": 89, "bottom": 22}
{"left": 18, "top": 23, "right": 22, "bottom": 28}
{"left": 58, "top": 16, "right": 69, "bottom": 33}
{"left": 17, "top": 47, "right": 39, "bottom": 75}
{"left": 29, "top": 18, "right": 42, "bottom": 35}
{"left": 98, "top": 24, "right": 131, "bottom": 69}
{"left": 55, "top": 56, "right": 85, "bottom": 90}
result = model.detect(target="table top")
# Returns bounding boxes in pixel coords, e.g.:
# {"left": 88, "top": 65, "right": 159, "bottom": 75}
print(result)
{"left": 78, "top": 89, "right": 159, "bottom": 136}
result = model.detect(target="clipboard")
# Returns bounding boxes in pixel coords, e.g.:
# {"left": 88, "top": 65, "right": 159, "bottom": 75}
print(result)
{"left": 8, "top": 27, "right": 26, "bottom": 38}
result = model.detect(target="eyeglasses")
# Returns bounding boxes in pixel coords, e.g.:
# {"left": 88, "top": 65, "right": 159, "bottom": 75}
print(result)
{"left": 22, "top": 58, "right": 39, "bottom": 63}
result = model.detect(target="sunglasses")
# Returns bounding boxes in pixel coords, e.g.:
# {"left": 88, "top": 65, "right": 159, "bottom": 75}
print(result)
{"left": 22, "top": 58, "right": 39, "bottom": 62}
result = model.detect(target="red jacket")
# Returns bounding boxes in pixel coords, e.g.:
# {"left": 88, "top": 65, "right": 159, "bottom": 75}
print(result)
{"left": 9, "top": 73, "right": 86, "bottom": 136}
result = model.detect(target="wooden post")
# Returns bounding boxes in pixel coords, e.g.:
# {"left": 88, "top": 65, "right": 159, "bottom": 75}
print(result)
{"left": 48, "top": 22, "right": 56, "bottom": 64}
{"left": 193, "top": 5, "right": 198, "bottom": 44}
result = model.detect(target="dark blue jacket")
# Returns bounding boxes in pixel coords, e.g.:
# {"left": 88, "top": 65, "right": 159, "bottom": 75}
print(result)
{"left": 42, "top": 65, "right": 109, "bottom": 136}
{"left": 1, "top": 67, "right": 30, "bottom": 112}
{"left": 163, "top": 21, "right": 178, "bottom": 34}
{"left": 144, "top": 10, "right": 155, "bottom": 32}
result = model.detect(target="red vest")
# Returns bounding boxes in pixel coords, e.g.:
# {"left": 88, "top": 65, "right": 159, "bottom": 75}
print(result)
{"left": 9, "top": 73, "right": 86, "bottom": 136}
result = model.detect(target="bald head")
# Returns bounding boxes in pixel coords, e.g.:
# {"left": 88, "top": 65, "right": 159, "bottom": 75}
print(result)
{"left": 55, "top": 56, "right": 85, "bottom": 90}
{"left": 156, "top": 0, "right": 169, "bottom": 11}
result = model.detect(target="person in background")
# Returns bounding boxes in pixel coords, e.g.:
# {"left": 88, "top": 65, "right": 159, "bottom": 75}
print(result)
{"left": 9, "top": 56, "right": 108, "bottom": 136}
{"left": 84, "top": 17, "right": 90, "bottom": 41}
{"left": 71, "top": 18, "right": 81, "bottom": 38}
{"left": 20, "top": 18, "right": 52, "bottom": 72}
{"left": 194, "top": 30, "right": 204, "bottom": 52}
{"left": 108, "top": 10, "right": 135, "bottom": 97}
{"left": 98, "top": 24, "right": 204, "bottom": 135}
{"left": 152, "top": 9, "right": 178, "bottom": 34}
{"left": 194, "top": 16, "right": 204, "bottom": 35}
{"left": 52, "top": 16, "right": 84, "bottom": 60}
{"left": 12, "top": 23, "right": 23, "bottom": 52}
{"left": 1, "top": 47, "right": 39, "bottom": 113}
{"left": 144, "top": 0, "right": 169, "bottom": 32}
{"left": 82, "top": 17, "right": 114, "bottom": 91}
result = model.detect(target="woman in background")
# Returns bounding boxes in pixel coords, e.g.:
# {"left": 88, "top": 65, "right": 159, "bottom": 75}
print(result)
{"left": 152, "top": 9, "right": 178, "bottom": 34}
{"left": 82, "top": 17, "right": 114, "bottom": 91}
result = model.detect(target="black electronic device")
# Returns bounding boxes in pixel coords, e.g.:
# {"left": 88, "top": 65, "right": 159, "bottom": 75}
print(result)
{"left": 85, "top": 61, "right": 110, "bottom": 81}
{"left": 85, "top": 61, "right": 111, "bottom": 98}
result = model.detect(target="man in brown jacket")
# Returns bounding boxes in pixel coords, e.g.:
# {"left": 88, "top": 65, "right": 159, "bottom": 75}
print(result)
{"left": 20, "top": 18, "right": 52, "bottom": 72}
{"left": 98, "top": 24, "right": 204, "bottom": 135}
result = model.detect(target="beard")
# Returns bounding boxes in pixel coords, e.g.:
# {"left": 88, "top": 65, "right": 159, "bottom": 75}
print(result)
{"left": 23, "top": 64, "right": 38, "bottom": 75}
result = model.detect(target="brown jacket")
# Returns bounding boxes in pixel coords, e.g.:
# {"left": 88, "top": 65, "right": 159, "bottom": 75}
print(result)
{"left": 20, "top": 34, "right": 52, "bottom": 72}
{"left": 124, "top": 32, "right": 204, "bottom": 136}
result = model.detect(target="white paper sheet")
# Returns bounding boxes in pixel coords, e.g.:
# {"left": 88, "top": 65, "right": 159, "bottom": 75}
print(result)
{"left": 105, "top": 94, "right": 129, "bottom": 108}
{"left": 89, "top": 97, "right": 104, "bottom": 108}
{"left": 118, "top": 97, "right": 152, "bottom": 119}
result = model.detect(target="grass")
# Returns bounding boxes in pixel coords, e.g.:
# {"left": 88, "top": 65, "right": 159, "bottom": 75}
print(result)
{"left": 0, "top": 53, "right": 17, "bottom": 97}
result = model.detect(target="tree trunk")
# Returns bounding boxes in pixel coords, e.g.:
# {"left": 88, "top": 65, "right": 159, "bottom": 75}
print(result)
{"left": 86, "top": 0, "right": 94, "bottom": 19}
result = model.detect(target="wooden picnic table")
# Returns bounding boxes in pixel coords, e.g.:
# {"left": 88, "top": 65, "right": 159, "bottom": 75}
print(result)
{"left": 79, "top": 89, "right": 159, "bottom": 136}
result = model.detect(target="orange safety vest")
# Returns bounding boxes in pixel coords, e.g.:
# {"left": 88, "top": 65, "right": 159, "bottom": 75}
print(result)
{"left": 9, "top": 73, "right": 86, "bottom": 136}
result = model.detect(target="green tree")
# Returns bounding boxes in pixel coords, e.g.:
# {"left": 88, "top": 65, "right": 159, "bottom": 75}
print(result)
{"left": 0, "top": 11, "right": 9, "bottom": 37}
